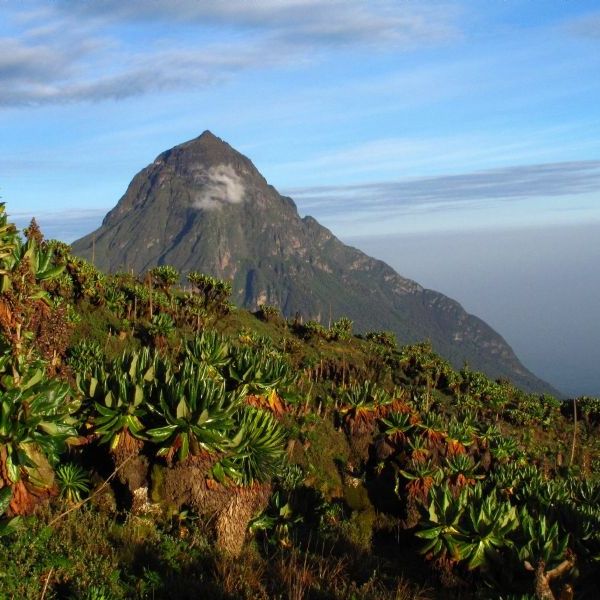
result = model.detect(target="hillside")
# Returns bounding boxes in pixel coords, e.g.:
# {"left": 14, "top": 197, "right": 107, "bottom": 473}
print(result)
{"left": 1, "top": 206, "right": 599, "bottom": 599}
{"left": 72, "top": 131, "right": 557, "bottom": 395}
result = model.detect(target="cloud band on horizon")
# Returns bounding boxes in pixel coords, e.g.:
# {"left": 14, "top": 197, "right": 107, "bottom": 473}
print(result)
{"left": 286, "top": 159, "right": 599, "bottom": 210}
{"left": 8, "top": 159, "right": 600, "bottom": 242}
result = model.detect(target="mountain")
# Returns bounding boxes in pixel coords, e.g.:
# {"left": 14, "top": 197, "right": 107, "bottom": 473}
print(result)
{"left": 72, "top": 131, "right": 558, "bottom": 395}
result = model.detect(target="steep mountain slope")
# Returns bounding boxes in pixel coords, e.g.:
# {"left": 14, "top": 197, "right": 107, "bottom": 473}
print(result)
{"left": 72, "top": 131, "right": 557, "bottom": 395}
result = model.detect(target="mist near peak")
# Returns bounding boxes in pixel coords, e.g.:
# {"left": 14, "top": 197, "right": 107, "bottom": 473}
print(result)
{"left": 192, "top": 164, "right": 246, "bottom": 210}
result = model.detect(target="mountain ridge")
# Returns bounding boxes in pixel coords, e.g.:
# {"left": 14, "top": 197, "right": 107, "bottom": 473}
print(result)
{"left": 72, "top": 131, "right": 559, "bottom": 396}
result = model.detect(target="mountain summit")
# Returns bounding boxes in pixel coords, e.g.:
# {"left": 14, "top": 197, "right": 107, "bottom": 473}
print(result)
{"left": 72, "top": 132, "right": 557, "bottom": 394}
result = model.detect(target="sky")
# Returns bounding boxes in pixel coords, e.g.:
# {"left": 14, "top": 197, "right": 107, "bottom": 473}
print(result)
{"left": 1, "top": 0, "right": 599, "bottom": 396}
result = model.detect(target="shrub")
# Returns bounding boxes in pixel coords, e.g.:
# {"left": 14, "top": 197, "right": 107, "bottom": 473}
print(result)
{"left": 330, "top": 317, "right": 353, "bottom": 341}
{"left": 258, "top": 304, "right": 281, "bottom": 322}
{"left": 365, "top": 330, "right": 397, "bottom": 349}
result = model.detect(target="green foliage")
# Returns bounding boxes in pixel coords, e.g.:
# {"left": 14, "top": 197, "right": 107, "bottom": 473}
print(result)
{"left": 365, "top": 330, "right": 397, "bottom": 349}
{"left": 330, "top": 316, "right": 353, "bottom": 341}
{"left": 103, "top": 283, "right": 127, "bottom": 317}
{"left": 257, "top": 303, "right": 280, "bottom": 322}
{"left": 0, "top": 359, "right": 79, "bottom": 484}
{"left": 0, "top": 216, "right": 65, "bottom": 295}
{"left": 186, "top": 271, "right": 232, "bottom": 316}
{"left": 0, "top": 206, "right": 19, "bottom": 290}
{"left": 443, "top": 454, "right": 484, "bottom": 486}
{"left": 380, "top": 411, "right": 413, "bottom": 442}
{"left": 300, "top": 316, "right": 354, "bottom": 342}
{"left": 56, "top": 463, "right": 91, "bottom": 503}
{"left": 150, "top": 265, "right": 180, "bottom": 290}
{"left": 2, "top": 205, "right": 599, "bottom": 598}
{"left": 67, "top": 257, "right": 107, "bottom": 302}
{"left": 416, "top": 484, "right": 518, "bottom": 571}
{"left": 148, "top": 313, "right": 175, "bottom": 340}
{"left": 278, "top": 463, "right": 305, "bottom": 492}
{"left": 185, "top": 330, "right": 231, "bottom": 372}
{"left": 399, "top": 459, "right": 442, "bottom": 502}
{"left": 338, "top": 506, "right": 376, "bottom": 552}
{"left": 490, "top": 434, "right": 520, "bottom": 462}
{"left": 228, "top": 346, "right": 295, "bottom": 396}
{"left": 578, "top": 396, "right": 600, "bottom": 425}
{"left": 215, "top": 407, "right": 286, "bottom": 485}
{"left": 0, "top": 487, "right": 20, "bottom": 538}
{"left": 302, "top": 319, "right": 329, "bottom": 340}
{"left": 81, "top": 348, "right": 156, "bottom": 449}
{"left": 68, "top": 339, "right": 104, "bottom": 377}
{"left": 516, "top": 509, "right": 570, "bottom": 570}
{"left": 249, "top": 489, "right": 302, "bottom": 546}
{"left": 148, "top": 364, "right": 242, "bottom": 461}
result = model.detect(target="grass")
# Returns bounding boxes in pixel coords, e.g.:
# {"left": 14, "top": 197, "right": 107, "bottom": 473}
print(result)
{"left": 0, "top": 501, "right": 435, "bottom": 600}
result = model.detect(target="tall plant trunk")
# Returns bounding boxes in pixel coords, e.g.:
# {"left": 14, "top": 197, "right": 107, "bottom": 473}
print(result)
{"left": 528, "top": 557, "right": 574, "bottom": 600}
{"left": 569, "top": 397, "right": 577, "bottom": 466}
{"left": 215, "top": 484, "right": 270, "bottom": 556}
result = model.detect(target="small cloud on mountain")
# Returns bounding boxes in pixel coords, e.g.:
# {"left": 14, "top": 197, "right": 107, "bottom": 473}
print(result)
{"left": 192, "top": 164, "right": 246, "bottom": 210}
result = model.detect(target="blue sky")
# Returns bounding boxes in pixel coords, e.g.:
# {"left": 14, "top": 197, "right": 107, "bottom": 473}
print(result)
{"left": 1, "top": 0, "right": 600, "bottom": 395}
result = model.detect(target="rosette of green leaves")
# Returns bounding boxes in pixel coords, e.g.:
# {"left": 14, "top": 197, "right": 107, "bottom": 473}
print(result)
{"left": 416, "top": 484, "right": 518, "bottom": 571}
{"left": 150, "top": 265, "right": 179, "bottom": 291}
{"left": 147, "top": 363, "right": 242, "bottom": 461}
{"left": 0, "top": 210, "right": 64, "bottom": 295}
{"left": 516, "top": 509, "right": 570, "bottom": 570}
{"left": 0, "top": 362, "right": 78, "bottom": 483}
{"left": 444, "top": 454, "right": 484, "bottom": 485}
{"left": 416, "top": 484, "right": 467, "bottom": 561}
{"left": 82, "top": 348, "right": 156, "bottom": 450}
{"left": 68, "top": 340, "right": 104, "bottom": 378}
{"left": 453, "top": 487, "right": 518, "bottom": 570}
{"left": 186, "top": 272, "right": 232, "bottom": 314}
{"left": 380, "top": 411, "right": 413, "bottom": 441}
{"left": 228, "top": 347, "right": 294, "bottom": 395}
{"left": 185, "top": 331, "right": 231, "bottom": 374}
{"left": 56, "top": 463, "right": 90, "bottom": 503}
{"left": 214, "top": 408, "right": 286, "bottom": 485}
{"left": 148, "top": 313, "right": 175, "bottom": 339}
{"left": 329, "top": 316, "right": 353, "bottom": 341}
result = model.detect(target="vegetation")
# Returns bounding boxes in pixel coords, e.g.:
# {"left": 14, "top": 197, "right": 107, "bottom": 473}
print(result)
{"left": 0, "top": 204, "right": 599, "bottom": 599}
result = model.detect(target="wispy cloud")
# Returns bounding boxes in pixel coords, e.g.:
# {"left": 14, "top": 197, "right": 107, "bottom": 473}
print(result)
{"left": 286, "top": 160, "right": 600, "bottom": 219}
{"left": 0, "top": 37, "right": 279, "bottom": 106}
{"left": 269, "top": 125, "right": 600, "bottom": 185}
{"left": 61, "top": 0, "right": 458, "bottom": 47}
{"left": 0, "top": 1, "right": 459, "bottom": 107}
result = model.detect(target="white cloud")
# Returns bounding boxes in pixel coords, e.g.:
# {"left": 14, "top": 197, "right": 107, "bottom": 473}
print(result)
{"left": 192, "top": 164, "right": 246, "bottom": 210}
{"left": 60, "top": 0, "right": 459, "bottom": 47}
{"left": 0, "top": 1, "right": 459, "bottom": 106}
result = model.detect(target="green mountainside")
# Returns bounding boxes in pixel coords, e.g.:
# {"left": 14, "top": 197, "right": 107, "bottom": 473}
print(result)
{"left": 0, "top": 205, "right": 600, "bottom": 600}
{"left": 1, "top": 205, "right": 599, "bottom": 598}
{"left": 71, "top": 131, "right": 558, "bottom": 396}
